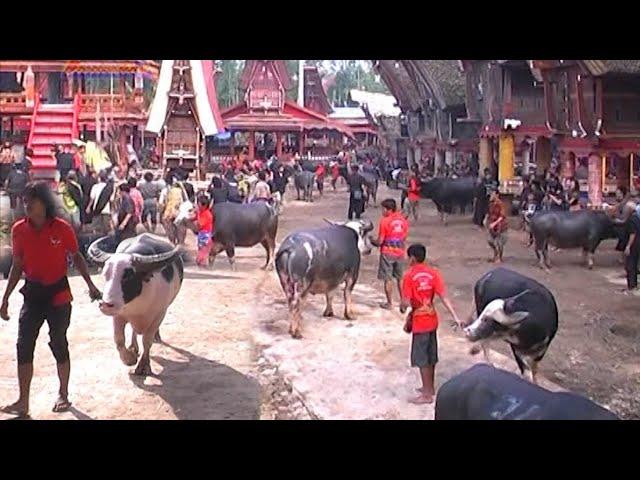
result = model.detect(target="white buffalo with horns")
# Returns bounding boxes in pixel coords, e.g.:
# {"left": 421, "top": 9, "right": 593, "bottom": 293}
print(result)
{"left": 88, "top": 233, "right": 184, "bottom": 376}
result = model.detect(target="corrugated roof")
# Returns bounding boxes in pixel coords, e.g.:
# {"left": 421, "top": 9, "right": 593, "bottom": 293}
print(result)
{"left": 349, "top": 89, "right": 401, "bottom": 117}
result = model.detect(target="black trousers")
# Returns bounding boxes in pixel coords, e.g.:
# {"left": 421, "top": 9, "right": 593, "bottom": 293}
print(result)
{"left": 0, "top": 163, "right": 11, "bottom": 185}
{"left": 625, "top": 247, "right": 640, "bottom": 290}
{"left": 348, "top": 199, "right": 364, "bottom": 220}
{"left": 17, "top": 302, "right": 72, "bottom": 365}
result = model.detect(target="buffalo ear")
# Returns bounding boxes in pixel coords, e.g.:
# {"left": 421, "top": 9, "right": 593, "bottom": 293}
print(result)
{"left": 507, "top": 311, "right": 529, "bottom": 324}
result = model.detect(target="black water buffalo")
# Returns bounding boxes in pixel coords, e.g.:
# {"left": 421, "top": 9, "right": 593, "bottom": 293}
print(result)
{"left": 275, "top": 219, "right": 374, "bottom": 339}
{"left": 528, "top": 210, "right": 624, "bottom": 270}
{"left": 88, "top": 233, "right": 184, "bottom": 376}
{"left": 175, "top": 200, "right": 278, "bottom": 270}
{"left": 464, "top": 268, "right": 558, "bottom": 384}
{"left": 294, "top": 170, "right": 315, "bottom": 202}
{"left": 435, "top": 364, "right": 618, "bottom": 420}
{"left": 420, "top": 177, "right": 476, "bottom": 225}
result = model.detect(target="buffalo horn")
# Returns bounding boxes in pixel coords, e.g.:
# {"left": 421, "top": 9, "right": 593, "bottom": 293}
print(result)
{"left": 131, "top": 246, "right": 181, "bottom": 272}
{"left": 87, "top": 236, "right": 115, "bottom": 265}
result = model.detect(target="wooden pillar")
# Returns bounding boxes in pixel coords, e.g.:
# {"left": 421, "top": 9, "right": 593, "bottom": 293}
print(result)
{"left": 498, "top": 133, "right": 514, "bottom": 182}
{"left": 479, "top": 137, "right": 491, "bottom": 173}
{"left": 276, "top": 131, "right": 283, "bottom": 158}
{"left": 616, "top": 154, "right": 631, "bottom": 190}
{"left": 248, "top": 131, "right": 255, "bottom": 160}
{"left": 561, "top": 151, "right": 576, "bottom": 179}
{"left": 445, "top": 148, "right": 454, "bottom": 167}
{"left": 434, "top": 149, "right": 444, "bottom": 173}
{"left": 522, "top": 145, "right": 532, "bottom": 176}
{"left": 298, "top": 132, "right": 305, "bottom": 156}
{"left": 535, "top": 137, "right": 552, "bottom": 174}
{"left": 229, "top": 131, "right": 235, "bottom": 156}
{"left": 588, "top": 153, "right": 603, "bottom": 207}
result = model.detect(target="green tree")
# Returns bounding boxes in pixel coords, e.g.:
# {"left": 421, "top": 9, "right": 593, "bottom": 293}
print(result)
{"left": 216, "top": 60, "right": 244, "bottom": 108}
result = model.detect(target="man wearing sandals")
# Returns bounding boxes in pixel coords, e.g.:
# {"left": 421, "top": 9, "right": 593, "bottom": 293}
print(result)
{"left": 0, "top": 181, "right": 101, "bottom": 418}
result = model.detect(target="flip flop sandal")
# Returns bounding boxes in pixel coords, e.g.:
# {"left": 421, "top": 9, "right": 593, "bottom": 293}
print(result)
{"left": 52, "top": 400, "right": 72, "bottom": 413}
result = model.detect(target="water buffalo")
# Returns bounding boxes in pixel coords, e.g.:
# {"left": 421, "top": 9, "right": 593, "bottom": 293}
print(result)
{"left": 275, "top": 218, "right": 374, "bottom": 339}
{"left": 435, "top": 364, "right": 618, "bottom": 420}
{"left": 175, "top": 200, "right": 278, "bottom": 270}
{"left": 294, "top": 170, "right": 315, "bottom": 202}
{"left": 88, "top": 233, "right": 184, "bottom": 376}
{"left": 528, "top": 210, "right": 624, "bottom": 270}
{"left": 420, "top": 177, "right": 476, "bottom": 225}
{"left": 463, "top": 267, "right": 558, "bottom": 384}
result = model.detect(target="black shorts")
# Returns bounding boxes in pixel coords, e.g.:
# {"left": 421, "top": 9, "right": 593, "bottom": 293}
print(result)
{"left": 377, "top": 254, "right": 405, "bottom": 281}
{"left": 142, "top": 202, "right": 158, "bottom": 223}
{"left": 411, "top": 331, "right": 438, "bottom": 367}
{"left": 17, "top": 302, "right": 72, "bottom": 365}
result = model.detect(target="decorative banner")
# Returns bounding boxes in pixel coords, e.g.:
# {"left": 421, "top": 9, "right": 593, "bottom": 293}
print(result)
{"left": 24, "top": 66, "right": 35, "bottom": 108}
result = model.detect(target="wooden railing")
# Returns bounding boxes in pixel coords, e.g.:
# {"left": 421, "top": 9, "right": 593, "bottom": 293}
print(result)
{"left": 0, "top": 92, "right": 27, "bottom": 109}
{"left": 78, "top": 93, "right": 146, "bottom": 114}
{"left": 71, "top": 93, "right": 81, "bottom": 139}
{"left": 26, "top": 95, "right": 41, "bottom": 151}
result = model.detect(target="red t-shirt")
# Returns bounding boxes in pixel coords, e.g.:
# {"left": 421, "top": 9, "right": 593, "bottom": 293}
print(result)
{"left": 408, "top": 177, "right": 421, "bottom": 202}
{"left": 378, "top": 211, "right": 409, "bottom": 257}
{"left": 197, "top": 207, "right": 214, "bottom": 234}
{"left": 401, "top": 263, "right": 446, "bottom": 333}
{"left": 315, "top": 164, "right": 326, "bottom": 178}
{"left": 73, "top": 153, "right": 83, "bottom": 170}
{"left": 488, "top": 199, "right": 508, "bottom": 233}
{"left": 331, "top": 164, "right": 340, "bottom": 179}
{"left": 12, "top": 217, "right": 79, "bottom": 306}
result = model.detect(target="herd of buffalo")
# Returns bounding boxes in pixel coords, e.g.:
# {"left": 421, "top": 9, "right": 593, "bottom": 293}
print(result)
{"left": 1, "top": 166, "right": 625, "bottom": 419}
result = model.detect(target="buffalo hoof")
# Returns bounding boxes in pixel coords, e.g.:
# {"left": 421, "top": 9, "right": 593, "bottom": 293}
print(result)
{"left": 322, "top": 310, "right": 334, "bottom": 318}
{"left": 133, "top": 361, "right": 153, "bottom": 376}
{"left": 119, "top": 349, "right": 138, "bottom": 366}
{"left": 344, "top": 312, "right": 356, "bottom": 321}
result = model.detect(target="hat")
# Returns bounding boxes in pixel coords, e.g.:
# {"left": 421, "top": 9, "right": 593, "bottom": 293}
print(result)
{"left": 72, "top": 139, "right": 86, "bottom": 147}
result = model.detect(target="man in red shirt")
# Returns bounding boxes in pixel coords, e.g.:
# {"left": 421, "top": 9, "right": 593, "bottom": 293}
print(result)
{"left": 315, "top": 162, "right": 326, "bottom": 196}
{"left": 0, "top": 181, "right": 101, "bottom": 418}
{"left": 404, "top": 169, "right": 421, "bottom": 221}
{"left": 372, "top": 198, "right": 410, "bottom": 310}
{"left": 487, "top": 189, "right": 508, "bottom": 263}
{"left": 400, "top": 243, "right": 462, "bottom": 404}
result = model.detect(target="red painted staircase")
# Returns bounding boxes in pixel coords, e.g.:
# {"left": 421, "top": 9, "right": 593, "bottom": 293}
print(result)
{"left": 27, "top": 94, "right": 80, "bottom": 181}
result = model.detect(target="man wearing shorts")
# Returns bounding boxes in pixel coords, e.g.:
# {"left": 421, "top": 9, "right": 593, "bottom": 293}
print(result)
{"left": 0, "top": 181, "right": 101, "bottom": 418}
{"left": 487, "top": 189, "right": 508, "bottom": 263}
{"left": 400, "top": 243, "right": 462, "bottom": 404}
{"left": 373, "top": 198, "right": 409, "bottom": 310}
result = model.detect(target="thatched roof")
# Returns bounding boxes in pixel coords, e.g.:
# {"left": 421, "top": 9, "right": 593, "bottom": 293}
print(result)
{"left": 374, "top": 60, "right": 422, "bottom": 111}
{"left": 581, "top": 60, "right": 640, "bottom": 76}
{"left": 404, "top": 60, "right": 465, "bottom": 109}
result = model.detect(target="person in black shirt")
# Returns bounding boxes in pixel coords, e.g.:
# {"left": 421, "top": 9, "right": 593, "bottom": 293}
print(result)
{"left": 347, "top": 164, "right": 366, "bottom": 220}
{"left": 114, "top": 184, "right": 137, "bottom": 244}
{"left": 473, "top": 168, "right": 494, "bottom": 228}
{"left": 623, "top": 208, "right": 640, "bottom": 294}
{"left": 5, "top": 162, "right": 28, "bottom": 221}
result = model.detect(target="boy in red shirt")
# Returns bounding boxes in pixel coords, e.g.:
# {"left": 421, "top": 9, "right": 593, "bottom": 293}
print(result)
{"left": 404, "top": 169, "right": 421, "bottom": 221}
{"left": 195, "top": 195, "right": 215, "bottom": 267}
{"left": 487, "top": 189, "right": 508, "bottom": 263}
{"left": 372, "top": 198, "right": 409, "bottom": 310}
{"left": 400, "top": 243, "right": 462, "bottom": 404}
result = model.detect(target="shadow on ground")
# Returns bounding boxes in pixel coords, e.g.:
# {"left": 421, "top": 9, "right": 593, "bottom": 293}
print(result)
{"left": 129, "top": 342, "right": 261, "bottom": 420}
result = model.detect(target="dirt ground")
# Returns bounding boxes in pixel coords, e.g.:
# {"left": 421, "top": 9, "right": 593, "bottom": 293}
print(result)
{"left": 0, "top": 181, "right": 638, "bottom": 419}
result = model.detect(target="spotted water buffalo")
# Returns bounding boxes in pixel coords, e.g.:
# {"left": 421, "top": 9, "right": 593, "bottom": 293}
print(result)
{"left": 175, "top": 200, "right": 278, "bottom": 270}
{"left": 88, "top": 233, "right": 184, "bottom": 376}
{"left": 275, "top": 218, "right": 374, "bottom": 338}
{"left": 294, "top": 170, "right": 315, "bottom": 202}
{"left": 528, "top": 210, "right": 624, "bottom": 270}
{"left": 435, "top": 364, "right": 618, "bottom": 420}
{"left": 420, "top": 177, "right": 476, "bottom": 225}
{"left": 463, "top": 268, "right": 558, "bottom": 384}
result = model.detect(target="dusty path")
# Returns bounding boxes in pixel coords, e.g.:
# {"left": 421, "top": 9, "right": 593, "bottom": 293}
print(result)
{"left": 0, "top": 181, "right": 637, "bottom": 419}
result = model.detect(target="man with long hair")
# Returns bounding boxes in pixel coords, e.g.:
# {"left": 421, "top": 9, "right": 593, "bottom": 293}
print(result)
{"left": 0, "top": 181, "right": 101, "bottom": 418}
